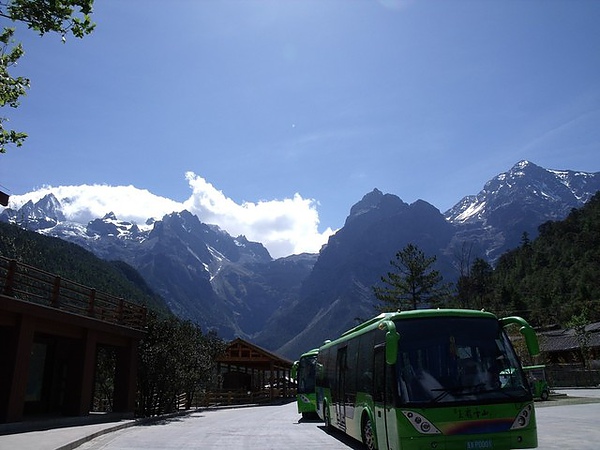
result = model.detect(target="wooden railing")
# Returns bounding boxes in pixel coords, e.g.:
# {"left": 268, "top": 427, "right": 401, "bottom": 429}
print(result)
{"left": 0, "top": 256, "right": 146, "bottom": 330}
{"left": 197, "top": 388, "right": 297, "bottom": 407}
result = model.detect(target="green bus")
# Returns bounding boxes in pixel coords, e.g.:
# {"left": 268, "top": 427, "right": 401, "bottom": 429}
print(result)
{"left": 292, "top": 348, "right": 319, "bottom": 418}
{"left": 522, "top": 365, "right": 550, "bottom": 401}
{"left": 316, "top": 309, "right": 540, "bottom": 450}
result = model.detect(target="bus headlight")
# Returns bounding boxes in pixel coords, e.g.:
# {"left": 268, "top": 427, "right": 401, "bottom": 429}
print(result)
{"left": 402, "top": 411, "right": 442, "bottom": 435}
{"left": 510, "top": 404, "right": 533, "bottom": 430}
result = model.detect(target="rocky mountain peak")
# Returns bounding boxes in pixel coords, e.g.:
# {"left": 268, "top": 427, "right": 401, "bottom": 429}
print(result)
{"left": 445, "top": 160, "right": 600, "bottom": 225}
{"left": 443, "top": 160, "right": 600, "bottom": 262}
{"left": 102, "top": 212, "right": 118, "bottom": 221}
{"left": 3, "top": 160, "right": 600, "bottom": 358}
{"left": 0, "top": 193, "right": 66, "bottom": 230}
{"left": 345, "top": 188, "right": 408, "bottom": 226}
{"left": 349, "top": 188, "right": 384, "bottom": 215}
{"left": 86, "top": 212, "right": 143, "bottom": 240}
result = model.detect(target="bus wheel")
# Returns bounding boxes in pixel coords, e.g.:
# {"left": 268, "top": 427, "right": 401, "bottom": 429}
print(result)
{"left": 362, "top": 417, "right": 377, "bottom": 450}
{"left": 541, "top": 390, "right": 549, "bottom": 401}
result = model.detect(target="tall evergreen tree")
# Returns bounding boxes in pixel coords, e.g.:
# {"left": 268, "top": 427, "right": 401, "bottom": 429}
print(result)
{"left": 373, "top": 243, "right": 447, "bottom": 312}
{"left": 457, "top": 257, "right": 494, "bottom": 310}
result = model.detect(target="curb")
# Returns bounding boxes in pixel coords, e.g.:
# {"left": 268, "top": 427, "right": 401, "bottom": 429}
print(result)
{"left": 56, "top": 420, "right": 138, "bottom": 450}
{"left": 56, "top": 409, "right": 195, "bottom": 450}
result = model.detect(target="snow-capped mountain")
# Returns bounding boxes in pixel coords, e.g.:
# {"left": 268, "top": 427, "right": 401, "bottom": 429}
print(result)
{"left": 2, "top": 160, "right": 599, "bottom": 356}
{"left": 0, "top": 197, "right": 314, "bottom": 339}
{"left": 256, "top": 161, "right": 600, "bottom": 356}
{"left": 444, "top": 160, "right": 600, "bottom": 260}
{"left": 0, "top": 193, "right": 66, "bottom": 230}
{"left": 446, "top": 160, "right": 600, "bottom": 223}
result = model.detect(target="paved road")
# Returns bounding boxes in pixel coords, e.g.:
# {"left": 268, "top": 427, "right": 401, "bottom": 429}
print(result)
{"left": 78, "top": 402, "right": 357, "bottom": 450}
{"left": 75, "top": 390, "right": 600, "bottom": 450}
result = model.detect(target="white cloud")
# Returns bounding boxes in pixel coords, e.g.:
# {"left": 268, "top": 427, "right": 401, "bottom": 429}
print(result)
{"left": 182, "top": 172, "right": 334, "bottom": 258}
{"left": 8, "top": 184, "right": 183, "bottom": 225}
{"left": 7, "top": 175, "right": 334, "bottom": 259}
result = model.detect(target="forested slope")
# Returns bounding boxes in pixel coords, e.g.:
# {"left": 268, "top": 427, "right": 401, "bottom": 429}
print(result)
{"left": 489, "top": 192, "right": 600, "bottom": 327}
{"left": 0, "top": 222, "right": 168, "bottom": 313}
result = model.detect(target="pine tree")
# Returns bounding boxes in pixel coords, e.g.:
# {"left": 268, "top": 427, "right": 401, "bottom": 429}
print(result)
{"left": 373, "top": 243, "right": 447, "bottom": 312}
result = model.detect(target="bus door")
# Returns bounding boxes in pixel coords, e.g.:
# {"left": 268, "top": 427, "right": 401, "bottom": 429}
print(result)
{"left": 374, "top": 344, "right": 397, "bottom": 450}
{"left": 335, "top": 346, "right": 347, "bottom": 431}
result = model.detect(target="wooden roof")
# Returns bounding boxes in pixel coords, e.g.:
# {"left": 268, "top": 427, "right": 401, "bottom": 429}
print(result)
{"left": 216, "top": 338, "right": 293, "bottom": 371}
{"left": 539, "top": 322, "right": 600, "bottom": 353}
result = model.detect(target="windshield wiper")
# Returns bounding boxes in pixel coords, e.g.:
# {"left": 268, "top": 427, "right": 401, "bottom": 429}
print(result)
{"left": 430, "top": 383, "right": 486, "bottom": 402}
{"left": 488, "top": 386, "right": 530, "bottom": 400}
{"left": 431, "top": 384, "right": 530, "bottom": 403}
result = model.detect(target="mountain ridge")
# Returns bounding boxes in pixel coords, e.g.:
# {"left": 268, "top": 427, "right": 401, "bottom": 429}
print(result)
{"left": 2, "top": 160, "right": 599, "bottom": 357}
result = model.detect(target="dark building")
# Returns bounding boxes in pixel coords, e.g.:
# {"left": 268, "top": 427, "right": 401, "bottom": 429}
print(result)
{"left": 0, "top": 257, "right": 146, "bottom": 423}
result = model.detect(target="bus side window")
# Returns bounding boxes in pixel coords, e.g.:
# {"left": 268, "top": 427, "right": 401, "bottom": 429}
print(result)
{"left": 357, "top": 332, "right": 374, "bottom": 395}
{"left": 373, "top": 346, "right": 385, "bottom": 403}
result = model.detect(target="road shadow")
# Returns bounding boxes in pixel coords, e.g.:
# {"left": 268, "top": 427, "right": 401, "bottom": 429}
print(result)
{"left": 317, "top": 425, "right": 364, "bottom": 450}
{"left": 0, "top": 412, "right": 133, "bottom": 436}
{"left": 143, "top": 416, "right": 188, "bottom": 427}
{"left": 297, "top": 412, "right": 321, "bottom": 423}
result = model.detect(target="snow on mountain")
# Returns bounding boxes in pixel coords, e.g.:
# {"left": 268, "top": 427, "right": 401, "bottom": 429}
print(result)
{"left": 445, "top": 160, "right": 600, "bottom": 224}
{"left": 442, "top": 160, "right": 600, "bottom": 262}
{"left": 3, "top": 160, "right": 600, "bottom": 355}
{"left": 1, "top": 179, "right": 331, "bottom": 258}
{"left": 0, "top": 193, "right": 66, "bottom": 230}
{"left": 3, "top": 184, "right": 181, "bottom": 227}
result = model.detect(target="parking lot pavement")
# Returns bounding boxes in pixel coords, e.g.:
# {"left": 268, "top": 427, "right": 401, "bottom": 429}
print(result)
{"left": 553, "top": 388, "right": 600, "bottom": 398}
{"left": 534, "top": 388, "right": 600, "bottom": 408}
{"left": 1, "top": 389, "right": 599, "bottom": 450}
{"left": 536, "top": 390, "right": 600, "bottom": 450}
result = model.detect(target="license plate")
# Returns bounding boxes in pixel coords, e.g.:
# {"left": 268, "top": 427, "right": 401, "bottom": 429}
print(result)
{"left": 466, "top": 439, "right": 493, "bottom": 449}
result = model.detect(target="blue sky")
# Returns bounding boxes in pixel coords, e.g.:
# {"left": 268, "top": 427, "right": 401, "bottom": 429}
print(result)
{"left": 1, "top": 0, "right": 600, "bottom": 257}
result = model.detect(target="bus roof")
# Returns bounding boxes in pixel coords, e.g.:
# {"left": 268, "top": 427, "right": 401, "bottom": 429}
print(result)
{"left": 322, "top": 309, "right": 499, "bottom": 350}
{"left": 300, "top": 348, "right": 319, "bottom": 358}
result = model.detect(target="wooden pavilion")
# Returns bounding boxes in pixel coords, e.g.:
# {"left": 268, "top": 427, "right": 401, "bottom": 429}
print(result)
{"left": 212, "top": 338, "right": 294, "bottom": 405}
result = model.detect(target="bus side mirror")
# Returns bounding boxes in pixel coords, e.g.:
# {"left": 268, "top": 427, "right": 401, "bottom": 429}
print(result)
{"left": 291, "top": 361, "right": 298, "bottom": 380}
{"left": 499, "top": 316, "right": 540, "bottom": 356}
{"left": 378, "top": 320, "right": 400, "bottom": 365}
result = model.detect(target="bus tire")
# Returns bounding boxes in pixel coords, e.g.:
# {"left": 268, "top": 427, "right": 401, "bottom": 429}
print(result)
{"left": 541, "top": 389, "right": 549, "bottom": 401}
{"left": 362, "top": 416, "right": 377, "bottom": 450}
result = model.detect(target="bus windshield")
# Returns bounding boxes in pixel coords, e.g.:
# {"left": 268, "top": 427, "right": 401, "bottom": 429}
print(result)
{"left": 297, "top": 354, "right": 317, "bottom": 395}
{"left": 395, "top": 316, "right": 530, "bottom": 405}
